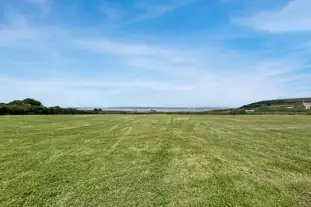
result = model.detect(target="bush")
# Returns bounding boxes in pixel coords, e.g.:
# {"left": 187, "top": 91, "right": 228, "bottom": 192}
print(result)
{"left": 7, "top": 98, "right": 42, "bottom": 106}
{"left": 229, "top": 109, "right": 247, "bottom": 115}
{"left": 0, "top": 98, "right": 101, "bottom": 115}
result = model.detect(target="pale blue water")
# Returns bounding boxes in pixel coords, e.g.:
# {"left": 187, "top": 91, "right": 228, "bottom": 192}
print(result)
{"left": 78, "top": 107, "right": 222, "bottom": 112}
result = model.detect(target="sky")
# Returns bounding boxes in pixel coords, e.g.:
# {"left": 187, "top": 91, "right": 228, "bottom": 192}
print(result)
{"left": 1, "top": 0, "right": 311, "bottom": 107}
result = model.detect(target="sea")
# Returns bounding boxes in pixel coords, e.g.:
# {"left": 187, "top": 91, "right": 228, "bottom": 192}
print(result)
{"left": 77, "top": 107, "right": 222, "bottom": 112}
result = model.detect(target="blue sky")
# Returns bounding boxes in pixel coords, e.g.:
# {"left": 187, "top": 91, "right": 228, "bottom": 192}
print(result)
{"left": 1, "top": 0, "right": 311, "bottom": 107}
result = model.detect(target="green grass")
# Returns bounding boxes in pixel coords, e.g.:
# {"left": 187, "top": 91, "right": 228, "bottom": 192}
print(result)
{"left": 1, "top": 115, "right": 311, "bottom": 206}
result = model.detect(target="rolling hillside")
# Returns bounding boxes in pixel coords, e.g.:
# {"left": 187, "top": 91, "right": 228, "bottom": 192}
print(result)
{"left": 240, "top": 98, "right": 311, "bottom": 110}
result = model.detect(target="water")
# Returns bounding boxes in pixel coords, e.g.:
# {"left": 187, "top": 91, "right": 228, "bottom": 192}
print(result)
{"left": 85, "top": 107, "right": 221, "bottom": 112}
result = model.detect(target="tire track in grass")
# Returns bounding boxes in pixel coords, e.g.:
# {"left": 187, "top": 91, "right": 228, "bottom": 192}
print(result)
{"left": 104, "top": 124, "right": 120, "bottom": 134}
{"left": 105, "top": 117, "right": 137, "bottom": 156}
{"left": 136, "top": 116, "right": 174, "bottom": 206}
{"left": 106, "top": 127, "right": 133, "bottom": 156}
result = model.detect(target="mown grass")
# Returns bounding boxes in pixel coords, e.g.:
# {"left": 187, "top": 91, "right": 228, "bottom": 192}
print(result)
{"left": 1, "top": 115, "right": 311, "bottom": 206}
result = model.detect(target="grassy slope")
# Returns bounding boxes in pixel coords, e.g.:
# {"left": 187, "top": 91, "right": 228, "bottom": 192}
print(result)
{"left": 1, "top": 115, "right": 311, "bottom": 206}
{"left": 240, "top": 97, "right": 311, "bottom": 109}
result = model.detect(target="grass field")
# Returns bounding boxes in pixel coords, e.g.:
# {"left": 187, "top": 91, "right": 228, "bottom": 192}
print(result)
{"left": 1, "top": 115, "right": 311, "bottom": 206}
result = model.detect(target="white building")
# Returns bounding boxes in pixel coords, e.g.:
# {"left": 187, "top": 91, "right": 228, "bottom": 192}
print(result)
{"left": 303, "top": 101, "right": 311, "bottom": 110}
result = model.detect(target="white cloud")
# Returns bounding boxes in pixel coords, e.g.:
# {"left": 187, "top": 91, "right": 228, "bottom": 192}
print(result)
{"left": 2, "top": 68, "right": 308, "bottom": 107}
{"left": 2, "top": 27, "right": 310, "bottom": 107}
{"left": 72, "top": 36, "right": 311, "bottom": 106}
{"left": 0, "top": 10, "right": 66, "bottom": 47}
{"left": 277, "top": 73, "right": 311, "bottom": 83}
{"left": 0, "top": 76, "right": 196, "bottom": 107}
{"left": 98, "top": 0, "right": 195, "bottom": 25}
{"left": 100, "top": 4, "right": 124, "bottom": 22}
{"left": 1, "top": 0, "right": 311, "bottom": 107}
{"left": 74, "top": 38, "right": 201, "bottom": 76}
{"left": 235, "top": 0, "right": 311, "bottom": 33}
{"left": 74, "top": 36, "right": 307, "bottom": 76}
{"left": 0, "top": 27, "right": 37, "bottom": 46}
{"left": 0, "top": 11, "right": 37, "bottom": 46}
{"left": 135, "top": 0, "right": 194, "bottom": 16}
{"left": 28, "top": 0, "right": 52, "bottom": 14}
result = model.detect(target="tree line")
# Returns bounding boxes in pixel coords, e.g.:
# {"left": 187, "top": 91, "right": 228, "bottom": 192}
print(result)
{"left": 0, "top": 98, "right": 98, "bottom": 115}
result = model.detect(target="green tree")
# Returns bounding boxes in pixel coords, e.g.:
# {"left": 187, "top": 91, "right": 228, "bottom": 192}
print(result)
{"left": 7, "top": 100, "right": 24, "bottom": 105}
{"left": 23, "top": 98, "right": 42, "bottom": 106}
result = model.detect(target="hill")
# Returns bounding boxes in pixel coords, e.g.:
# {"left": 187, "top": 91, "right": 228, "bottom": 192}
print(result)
{"left": 240, "top": 97, "right": 311, "bottom": 110}
{"left": 203, "top": 97, "right": 311, "bottom": 115}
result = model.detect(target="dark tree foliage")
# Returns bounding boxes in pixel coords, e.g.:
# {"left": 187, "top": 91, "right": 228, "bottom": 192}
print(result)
{"left": 23, "top": 98, "right": 43, "bottom": 106}
{"left": 229, "top": 109, "right": 247, "bottom": 115}
{"left": 7, "top": 98, "right": 42, "bottom": 106}
{"left": 0, "top": 98, "right": 98, "bottom": 115}
{"left": 8, "top": 100, "right": 24, "bottom": 105}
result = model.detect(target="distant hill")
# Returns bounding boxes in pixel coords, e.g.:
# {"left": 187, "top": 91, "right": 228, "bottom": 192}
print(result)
{"left": 240, "top": 97, "right": 311, "bottom": 110}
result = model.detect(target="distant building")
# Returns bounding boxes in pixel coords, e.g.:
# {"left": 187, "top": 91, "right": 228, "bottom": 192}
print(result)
{"left": 303, "top": 101, "right": 311, "bottom": 110}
